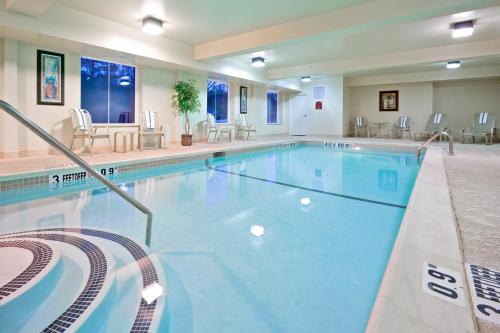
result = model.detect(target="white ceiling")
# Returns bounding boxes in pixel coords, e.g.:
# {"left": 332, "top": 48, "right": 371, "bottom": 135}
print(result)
{"left": 3, "top": 0, "right": 500, "bottom": 81}
{"left": 55, "top": 0, "right": 367, "bottom": 44}
{"left": 233, "top": 6, "right": 500, "bottom": 70}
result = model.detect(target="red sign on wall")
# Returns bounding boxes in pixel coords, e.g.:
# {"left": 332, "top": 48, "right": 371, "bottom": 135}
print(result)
{"left": 315, "top": 101, "right": 323, "bottom": 110}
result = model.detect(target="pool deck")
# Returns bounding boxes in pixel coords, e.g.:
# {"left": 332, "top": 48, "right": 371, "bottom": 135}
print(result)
{"left": 1, "top": 136, "right": 499, "bottom": 333}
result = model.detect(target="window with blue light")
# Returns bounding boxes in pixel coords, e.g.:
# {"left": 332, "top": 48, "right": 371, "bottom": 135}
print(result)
{"left": 267, "top": 90, "right": 278, "bottom": 124}
{"left": 81, "top": 57, "right": 135, "bottom": 124}
{"left": 207, "top": 79, "right": 228, "bottom": 123}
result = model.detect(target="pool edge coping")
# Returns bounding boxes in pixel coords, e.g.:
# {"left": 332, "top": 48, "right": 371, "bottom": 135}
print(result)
{"left": 366, "top": 146, "right": 476, "bottom": 333}
{"left": 0, "top": 138, "right": 417, "bottom": 192}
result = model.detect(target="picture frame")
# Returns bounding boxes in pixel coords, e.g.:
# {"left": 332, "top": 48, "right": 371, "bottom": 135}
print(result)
{"left": 37, "top": 50, "right": 65, "bottom": 105}
{"left": 240, "top": 86, "right": 248, "bottom": 114}
{"left": 379, "top": 90, "right": 398, "bottom": 111}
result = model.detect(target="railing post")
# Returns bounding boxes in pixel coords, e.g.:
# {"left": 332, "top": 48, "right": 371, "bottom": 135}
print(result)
{"left": 0, "top": 100, "right": 153, "bottom": 247}
{"left": 417, "top": 131, "right": 454, "bottom": 159}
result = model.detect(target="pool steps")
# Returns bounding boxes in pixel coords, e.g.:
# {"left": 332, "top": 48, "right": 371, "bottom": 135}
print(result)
{"left": 0, "top": 229, "right": 166, "bottom": 333}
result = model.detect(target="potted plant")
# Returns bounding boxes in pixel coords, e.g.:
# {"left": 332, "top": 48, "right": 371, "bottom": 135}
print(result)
{"left": 171, "top": 79, "right": 201, "bottom": 146}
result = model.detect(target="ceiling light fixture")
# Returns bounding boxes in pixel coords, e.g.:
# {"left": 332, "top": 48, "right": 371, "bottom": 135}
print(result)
{"left": 119, "top": 76, "right": 131, "bottom": 86}
{"left": 301, "top": 76, "right": 312, "bottom": 83}
{"left": 446, "top": 61, "right": 461, "bottom": 69}
{"left": 452, "top": 20, "right": 474, "bottom": 38}
{"left": 142, "top": 16, "right": 164, "bottom": 35}
{"left": 252, "top": 57, "right": 265, "bottom": 68}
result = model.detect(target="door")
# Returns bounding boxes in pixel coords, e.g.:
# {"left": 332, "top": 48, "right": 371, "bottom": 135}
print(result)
{"left": 290, "top": 94, "right": 309, "bottom": 136}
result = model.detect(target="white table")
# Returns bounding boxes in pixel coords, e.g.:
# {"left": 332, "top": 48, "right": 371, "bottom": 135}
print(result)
{"left": 372, "top": 122, "right": 389, "bottom": 138}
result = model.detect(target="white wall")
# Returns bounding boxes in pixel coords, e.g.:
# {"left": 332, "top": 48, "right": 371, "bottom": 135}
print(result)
{"left": 433, "top": 79, "right": 500, "bottom": 135}
{"left": 251, "top": 85, "right": 290, "bottom": 137}
{"left": 348, "top": 82, "right": 433, "bottom": 137}
{"left": 301, "top": 76, "right": 344, "bottom": 136}
{"left": 347, "top": 79, "right": 500, "bottom": 138}
{"left": 0, "top": 37, "right": 293, "bottom": 156}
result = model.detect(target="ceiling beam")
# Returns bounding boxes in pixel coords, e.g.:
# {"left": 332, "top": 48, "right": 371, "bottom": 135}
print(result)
{"left": 5, "top": 0, "right": 56, "bottom": 17}
{"left": 346, "top": 65, "right": 500, "bottom": 86}
{"left": 194, "top": 0, "right": 500, "bottom": 60}
{"left": 267, "top": 38, "right": 500, "bottom": 79}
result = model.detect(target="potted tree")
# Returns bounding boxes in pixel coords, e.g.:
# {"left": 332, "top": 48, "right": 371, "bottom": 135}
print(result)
{"left": 171, "top": 79, "right": 201, "bottom": 146}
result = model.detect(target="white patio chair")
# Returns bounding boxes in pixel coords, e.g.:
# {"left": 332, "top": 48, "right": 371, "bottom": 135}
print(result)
{"left": 139, "top": 111, "right": 166, "bottom": 151}
{"left": 390, "top": 116, "right": 411, "bottom": 139}
{"left": 69, "top": 108, "right": 111, "bottom": 155}
{"left": 462, "top": 112, "right": 496, "bottom": 145}
{"left": 207, "top": 113, "right": 230, "bottom": 142}
{"left": 414, "top": 113, "right": 447, "bottom": 141}
{"left": 354, "top": 115, "right": 370, "bottom": 138}
{"left": 238, "top": 114, "right": 256, "bottom": 140}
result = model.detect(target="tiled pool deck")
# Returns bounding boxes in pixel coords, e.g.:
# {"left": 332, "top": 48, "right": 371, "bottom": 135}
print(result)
{"left": 1, "top": 136, "right": 499, "bottom": 333}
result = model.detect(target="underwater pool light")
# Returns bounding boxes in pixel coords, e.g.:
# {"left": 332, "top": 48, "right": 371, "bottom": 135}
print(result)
{"left": 300, "top": 197, "right": 311, "bottom": 206}
{"left": 142, "top": 282, "right": 163, "bottom": 304}
{"left": 250, "top": 225, "right": 265, "bottom": 237}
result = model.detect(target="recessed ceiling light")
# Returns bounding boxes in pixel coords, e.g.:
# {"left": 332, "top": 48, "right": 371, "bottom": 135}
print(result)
{"left": 452, "top": 20, "right": 474, "bottom": 38}
{"left": 447, "top": 61, "right": 461, "bottom": 69}
{"left": 301, "top": 76, "right": 312, "bottom": 83}
{"left": 142, "top": 16, "right": 164, "bottom": 35}
{"left": 252, "top": 57, "right": 265, "bottom": 68}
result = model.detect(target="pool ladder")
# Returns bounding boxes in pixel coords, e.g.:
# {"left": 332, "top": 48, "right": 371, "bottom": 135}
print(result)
{"left": 275, "top": 141, "right": 297, "bottom": 150}
{"left": 417, "top": 131, "right": 454, "bottom": 160}
{"left": 0, "top": 100, "right": 154, "bottom": 246}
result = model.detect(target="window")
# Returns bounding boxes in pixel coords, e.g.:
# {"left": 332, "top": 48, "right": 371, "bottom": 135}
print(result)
{"left": 81, "top": 57, "right": 135, "bottom": 124}
{"left": 267, "top": 90, "right": 278, "bottom": 124}
{"left": 207, "top": 79, "right": 228, "bottom": 123}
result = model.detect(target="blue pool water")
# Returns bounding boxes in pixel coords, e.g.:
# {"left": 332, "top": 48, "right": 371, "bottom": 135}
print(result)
{"left": 0, "top": 144, "right": 419, "bottom": 333}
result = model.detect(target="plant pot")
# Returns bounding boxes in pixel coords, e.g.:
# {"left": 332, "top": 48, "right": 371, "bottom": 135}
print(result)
{"left": 181, "top": 134, "right": 193, "bottom": 146}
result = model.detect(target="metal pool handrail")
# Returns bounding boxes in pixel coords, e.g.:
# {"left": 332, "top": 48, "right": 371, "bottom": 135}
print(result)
{"left": 0, "top": 100, "right": 153, "bottom": 246}
{"left": 417, "top": 131, "right": 454, "bottom": 160}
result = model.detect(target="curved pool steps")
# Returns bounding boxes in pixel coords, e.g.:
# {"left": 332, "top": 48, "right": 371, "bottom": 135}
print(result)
{"left": 0, "top": 232, "right": 115, "bottom": 333}
{"left": 0, "top": 239, "right": 65, "bottom": 330}
{"left": 0, "top": 228, "right": 167, "bottom": 333}
{"left": 0, "top": 239, "right": 62, "bottom": 306}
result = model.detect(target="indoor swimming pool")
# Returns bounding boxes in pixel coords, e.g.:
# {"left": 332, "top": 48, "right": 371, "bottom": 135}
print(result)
{"left": 0, "top": 144, "right": 420, "bottom": 333}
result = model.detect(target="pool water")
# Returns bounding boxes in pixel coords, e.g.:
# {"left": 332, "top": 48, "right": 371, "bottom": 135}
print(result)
{"left": 0, "top": 144, "right": 419, "bottom": 333}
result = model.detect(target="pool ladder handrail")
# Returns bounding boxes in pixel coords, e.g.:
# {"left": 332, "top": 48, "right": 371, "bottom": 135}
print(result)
{"left": 417, "top": 131, "right": 454, "bottom": 160}
{"left": 0, "top": 100, "right": 153, "bottom": 246}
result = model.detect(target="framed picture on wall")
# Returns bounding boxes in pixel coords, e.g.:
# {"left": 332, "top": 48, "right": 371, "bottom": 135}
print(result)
{"left": 240, "top": 86, "right": 248, "bottom": 114}
{"left": 379, "top": 90, "right": 398, "bottom": 111}
{"left": 37, "top": 50, "right": 65, "bottom": 105}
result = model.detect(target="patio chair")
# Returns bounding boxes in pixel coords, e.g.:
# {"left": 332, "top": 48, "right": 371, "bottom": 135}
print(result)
{"left": 207, "top": 113, "right": 231, "bottom": 142}
{"left": 69, "top": 108, "right": 111, "bottom": 155}
{"left": 390, "top": 116, "right": 411, "bottom": 139}
{"left": 414, "top": 113, "right": 447, "bottom": 141}
{"left": 462, "top": 112, "right": 496, "bottom": 145}
{"left": 354, "top": 115, "right": 370, "bottom": 138}
{"left": 139, "top": 111, "right": 166, "bottom": 151}
{"left": 238, "top": 114, "right": 256, "bottom": 140}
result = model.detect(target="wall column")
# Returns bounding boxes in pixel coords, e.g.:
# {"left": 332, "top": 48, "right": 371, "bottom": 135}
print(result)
{"left": 0, "top": 38, "right": 20, "bottom": 157}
